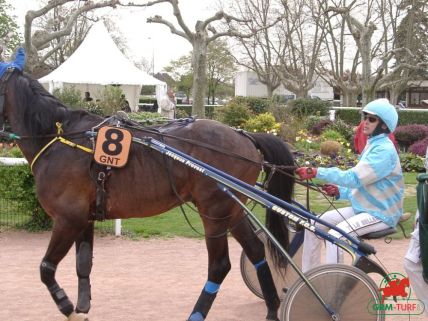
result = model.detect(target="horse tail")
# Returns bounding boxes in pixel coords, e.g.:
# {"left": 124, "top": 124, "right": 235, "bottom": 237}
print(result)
{"left": 247, "top": 132, "right": 295, "bottom": 269}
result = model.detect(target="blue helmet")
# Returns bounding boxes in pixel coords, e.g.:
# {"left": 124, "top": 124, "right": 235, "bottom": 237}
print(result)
{"left": 362, "top": 98, "right": 398, "bottom": 132}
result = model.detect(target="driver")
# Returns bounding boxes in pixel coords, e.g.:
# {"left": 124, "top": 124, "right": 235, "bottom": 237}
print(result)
{"left": 295, "top": 98, "right": 404, "bottom": 272}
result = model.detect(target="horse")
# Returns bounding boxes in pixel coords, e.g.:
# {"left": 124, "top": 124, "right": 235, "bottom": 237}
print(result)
{"left": 2, "top": 70, "right": 295, "bottom": 321}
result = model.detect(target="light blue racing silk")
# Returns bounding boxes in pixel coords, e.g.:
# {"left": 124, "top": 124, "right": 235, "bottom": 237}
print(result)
{"left": 316, "top": 134, "right": 404, "bottom": 227}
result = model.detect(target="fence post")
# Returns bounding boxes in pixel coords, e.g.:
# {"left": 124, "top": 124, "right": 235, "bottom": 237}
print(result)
{"left": 115, "top": 219, "right": 122, "bottom": 236}
{"left": 329, "top": 109, "right": 336, "bottom": 121}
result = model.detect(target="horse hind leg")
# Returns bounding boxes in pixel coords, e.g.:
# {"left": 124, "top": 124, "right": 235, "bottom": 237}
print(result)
{"left": 75, "top": 222, "right": 94, "bottom": 313}
{"left": 231, "top": 217, "right": 280, "bottom": 321}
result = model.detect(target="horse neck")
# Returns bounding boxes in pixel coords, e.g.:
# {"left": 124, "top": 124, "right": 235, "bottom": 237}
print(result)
{"left": 6, "top": 92, "right": 57, "bottom": 164}
{"left": 8, "top": 112, "right": 48, "bottom": 164}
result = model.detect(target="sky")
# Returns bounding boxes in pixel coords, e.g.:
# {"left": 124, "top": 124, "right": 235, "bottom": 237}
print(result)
{"left": 7, "top": 0, "right": 226, "bottom": 73}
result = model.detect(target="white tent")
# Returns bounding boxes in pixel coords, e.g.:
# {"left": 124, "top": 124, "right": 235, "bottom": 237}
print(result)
{"left": 39, "top": 21, "right": 166, "bottom": 111}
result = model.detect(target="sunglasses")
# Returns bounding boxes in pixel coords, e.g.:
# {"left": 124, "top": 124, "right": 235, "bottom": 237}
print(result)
{"left": 363, "top": 114, "right": 379, "bottom": 123}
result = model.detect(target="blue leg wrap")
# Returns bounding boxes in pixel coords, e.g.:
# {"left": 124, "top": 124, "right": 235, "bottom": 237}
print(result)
{"left": 204, "top": 280, "right": 220, "bottom": 294}
{"left": 188, "top": 311, "right": 205, "bottom": 321}
{"left": 188, "top": 281, "right": 220, "bottom": 321}
{"left": 254, "top": 258, "right": 267, "bottom": 271}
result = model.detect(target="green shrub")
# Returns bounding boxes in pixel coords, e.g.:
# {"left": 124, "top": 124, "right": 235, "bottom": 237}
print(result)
{"left": 326, "top": 119, "right": 354, "bottom": 141}
{"left": 335, "top": 108, "right": 428, "bottom": 127}
{"left": 288, "top": 98, "right": 330, "bottom": 118}
{"left": 243, "top": 112, "right": 280, "bottom": 134}
{"left": 139, "top": 96, "right": 157, "bottom": 104}
{"left": 294, "top": 129, "right": 321, "bottom": 152}
{"left": 269, "top": 105, "right": 293, "bottom": 123}
{"left": 53, "top": 86, "right": 82, "bottom": 108}
{"left": 231, "top": 96, "right": 271, "bottom": 114}
{"left": 294, "top": 151, "right": 358, "bottom": 170}
{"left": 279, "top": 123, "right": 298, "bottom": 143}
{"left": 0, "top": 165, "right": 51, "bottom": 230}
{"left": 128, "top": 112, "right": 164, "bottom": 122}
{"left": 83, "top": 101, "right": 105, "bottom": 116}
{"left": 398, "top": 110, "right": 428, "bottom": 126}
{"left": 215, "top": 100, "right": 253, "bottom": 127}
{"left": 400, "top": 152, "right": 425, "bottom": 172}
{"left": 176, "top": 106, "right": 217, "bottom": 119}
{"left": 305, "top": 116, "right": 326, "bottom": 131}
{"left": 335, "top": 108, "right": 361, "bottom": 125}
{"left": 0, "top": 144, "right": 23, "bottom": 157}
{"left": 311, "top": 119, "right": 333, "bottom": 135}
{"left": 97, "top": 85, "right": 124, "bottom": 116}
{"left": 320, "top": 129, "right": 346, "bottom": 143}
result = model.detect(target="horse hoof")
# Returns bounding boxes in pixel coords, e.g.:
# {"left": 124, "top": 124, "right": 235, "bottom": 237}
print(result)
{"left": 67, "top": 312, "right": 89, "bottom": 321}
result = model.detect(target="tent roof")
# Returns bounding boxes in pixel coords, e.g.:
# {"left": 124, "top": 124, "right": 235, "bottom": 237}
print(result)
{"left": 39, "top": 22, "right": 165, "bottom": 86}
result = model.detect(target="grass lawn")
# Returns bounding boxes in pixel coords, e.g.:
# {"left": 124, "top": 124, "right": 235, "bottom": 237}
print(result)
{"left": 111, "top": 172, "right": 419, "bottom": 240}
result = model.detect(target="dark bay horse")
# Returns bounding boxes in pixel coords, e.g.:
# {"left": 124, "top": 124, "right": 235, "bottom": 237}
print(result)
{"left": 2, "top": 70, "right": 294, "bottom": 321}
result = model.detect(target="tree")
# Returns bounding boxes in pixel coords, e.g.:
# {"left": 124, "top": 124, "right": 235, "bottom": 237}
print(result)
{"left": 123, "top": 0, "right": 254, "bottom": 117}
{"left": 206, "top": 39, "right": 236, "bottom": 104}
{"left": 386, "top": 0, "right": 428, "bottom": 103}
{"left": 327, "top": 1, "right": 427, "bottom": 106}
{"left": 230, "top": 0, "right": 282, "bottom": 98}
{"left": 318, "top": 5, "right": 361, "bottom": 106}
{"left": 165, "top": 40, "right": 236, "bottom": 105}
{"left": 23, "top": 0, "right": 120, "bottom": 76}
{"left": 0, "top": 0, "right": 21, "bottom": 61}
{"left": 273, "top": 0, "right": 329, "bottom": 98}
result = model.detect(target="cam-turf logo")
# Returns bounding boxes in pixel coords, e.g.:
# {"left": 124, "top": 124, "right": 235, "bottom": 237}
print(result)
{"left": 367, "top": 272, "right": 425, "bottom": 316}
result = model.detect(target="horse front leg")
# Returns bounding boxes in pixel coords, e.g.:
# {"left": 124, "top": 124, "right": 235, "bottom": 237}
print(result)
{"left": 40, "top": 218, "right": 89, "bottom": 321}
{"left": 231, "top": 217, "right": 280, "bottom": 321}
{"left": 75, "top": 222, "right": 94, "bottom": 314}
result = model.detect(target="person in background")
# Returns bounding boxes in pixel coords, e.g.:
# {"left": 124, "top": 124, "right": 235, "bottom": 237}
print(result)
{"left": 83, "top": 91, "right": 93, "bottom": 102}
{"left": 295, "top": 98, "right": 404, "bottom": 272}
{"left": 120, "top": 94, "right": 131, "bottom": 112}
{"left": 160, "top": 89, "right": 176, "bottom": 119}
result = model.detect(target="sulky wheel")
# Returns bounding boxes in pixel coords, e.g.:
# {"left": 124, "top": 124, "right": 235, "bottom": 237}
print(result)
{"left": 240, "top": 228, "right": 303, "bottom": 301}
{"left": 279, "top": 264, "right": 385, "bottom": 321}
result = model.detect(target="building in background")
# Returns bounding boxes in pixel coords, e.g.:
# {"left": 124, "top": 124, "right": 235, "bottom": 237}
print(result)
{"left": 234, "top": 70, "right": 334, "bottom": 102}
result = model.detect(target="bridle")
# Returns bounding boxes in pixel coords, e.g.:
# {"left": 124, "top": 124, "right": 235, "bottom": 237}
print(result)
{"left": 0, "top": 67, "right": 16, "bottom": 131}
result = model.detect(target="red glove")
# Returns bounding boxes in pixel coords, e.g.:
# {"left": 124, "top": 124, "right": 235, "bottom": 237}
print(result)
{"left": 295, "top": 167, "right": 317, "bottom": 180}
{"left": 322, "top": 184, "right": 339, "bottom": 197}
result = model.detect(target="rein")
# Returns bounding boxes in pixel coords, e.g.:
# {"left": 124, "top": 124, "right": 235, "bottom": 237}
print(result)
{"left": 29, "top": 122, "right": 93, "bottom": 173}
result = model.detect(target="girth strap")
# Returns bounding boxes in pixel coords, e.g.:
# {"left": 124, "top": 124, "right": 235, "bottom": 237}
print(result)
{"left": 91, "top": 164, "right": 111, "bottom": 221}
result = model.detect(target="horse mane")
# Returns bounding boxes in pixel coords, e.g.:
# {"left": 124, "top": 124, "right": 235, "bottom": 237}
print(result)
{"left": 12, "top": 73, "right": 90, "bottom": 137}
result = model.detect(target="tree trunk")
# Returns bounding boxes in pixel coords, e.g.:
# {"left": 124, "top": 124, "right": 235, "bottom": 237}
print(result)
{"left": 295, "top": 87, "right": 309, "bottom": 98}
{"left": 266, "top": 85, "right": 274, "bottom": 98}
{"left": 191, "top": 38, "right": 208, "bottom": 118}
{"left": 360, "top": 41, "right": 372, "bottom": 107}
{"left": 342, "top": 91, "right": 358, "bottom": 107}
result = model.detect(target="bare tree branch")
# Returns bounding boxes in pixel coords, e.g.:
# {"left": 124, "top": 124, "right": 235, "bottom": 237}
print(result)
{"left": 147, "top": 15, "right": 187, "bottom": 38}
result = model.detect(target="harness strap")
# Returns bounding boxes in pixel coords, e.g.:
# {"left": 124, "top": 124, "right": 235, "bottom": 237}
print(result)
{"left": 31, "top": 136, "right": 93, "bottom": 173}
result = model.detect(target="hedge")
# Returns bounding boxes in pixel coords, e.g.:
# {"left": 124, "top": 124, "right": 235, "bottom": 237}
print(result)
{"left": 0, "top": 165, "right": 51, "bottom": 230}
{"left": 398, "top": 110, "right": 428, "bottom": 125}
{"left": 176, "top": 105, "right": 217, "bottom": 119}
{"left": 335, "top": 108, "right": 428, "bottom": 126}
{"left": 335, "top": 109, "right": 361, "bottom": 126}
